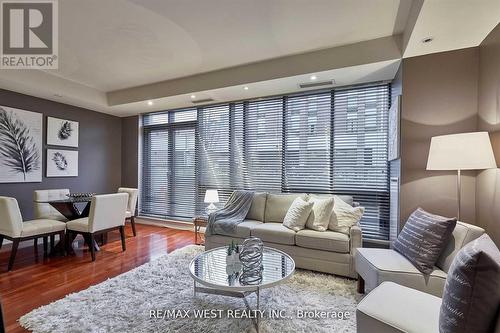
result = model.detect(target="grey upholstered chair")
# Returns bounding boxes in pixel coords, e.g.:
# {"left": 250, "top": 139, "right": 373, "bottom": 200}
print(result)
{"left": 355, "top": 221, "right": 485, "bottom": 297}
{"left": 117, "top": 187, "right": 139, "bottom": 236}
{"left": 33, "top": 189, "right": 70, "bottom": 251}
{"left": 0, "top": 197, "right": 66, "bottom": 270}
{"left": 66, "top": 193, "right": 128, "bottom": 261}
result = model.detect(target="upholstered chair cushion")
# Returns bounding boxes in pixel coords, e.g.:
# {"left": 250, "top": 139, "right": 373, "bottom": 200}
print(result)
{"left": 33, "top": 189, "right": 70, "bottom": 221}
{"left": 328, "top": 196, "right": 364, "bottom": 234}
{"left": 265, "top": 193, "right": 307, "bottom": 223}
{"left": 0, "top": 197, "right": 23, "bottom": 238}
{"left": 305, "top": 196, "right": 334, "bottom": 231}
{"left": 283, "top": 197, "right": 313, "bottom": 231}
{"left": 393, "top": 208, "right": 456, "bottom": 275}
{"left": 21, "top": 219, "right": 66, "bottom": 237}
{"left": 88, "top": 193, "right": 128, "bottom": 233}
{"left": 246, "top": 192, "right": 267, "bottom": 222}
{"left": 439, "top": 234, "right": 500, "bottom": 333}
{"left": 66, "top": 218, "right": 90, "bottom": 233}
{"left": 435, "top": 221, "right": 485, "bottom": 273}
{"left": 117, "top": 187, "right": 138, "bottom": 216}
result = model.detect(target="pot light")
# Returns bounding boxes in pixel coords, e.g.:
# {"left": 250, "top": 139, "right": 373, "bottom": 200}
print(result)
{"left": 190, "top": 95, "right": 196, "bottom": 99}
{"left": 310, "top": 75, "right": 317, "bottom": 81}
{"left": 244, "top": 86, "right": 249, "bottom": 90}
{"left": 147, "top": 100, "right": 153, "bottom": 106}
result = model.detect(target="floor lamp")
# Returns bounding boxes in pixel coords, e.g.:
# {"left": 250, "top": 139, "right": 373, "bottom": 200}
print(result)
{"left": 426, "top": 132, "right": 496, "bottom": 221}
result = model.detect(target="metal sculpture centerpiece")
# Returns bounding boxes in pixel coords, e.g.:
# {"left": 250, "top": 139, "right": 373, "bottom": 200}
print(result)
{"left": 239, "top": 237, "right": 264, "bottom": 285}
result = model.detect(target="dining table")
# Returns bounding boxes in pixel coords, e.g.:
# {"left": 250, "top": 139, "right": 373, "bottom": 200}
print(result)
{"left": 34, "top": 196, "right": 102, "bottom": 254}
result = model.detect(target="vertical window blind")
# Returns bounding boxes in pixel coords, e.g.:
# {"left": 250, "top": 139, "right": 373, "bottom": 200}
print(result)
{"left": 141, "top": 84, "right": 390, "bottom": 240}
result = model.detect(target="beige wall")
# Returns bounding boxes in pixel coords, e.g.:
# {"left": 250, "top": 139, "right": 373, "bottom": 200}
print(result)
{"left": 476, "top": 23, "right": 500, "bottom": 246}
{"left": 400, "top": 48, "right": 479, "bottom": 225}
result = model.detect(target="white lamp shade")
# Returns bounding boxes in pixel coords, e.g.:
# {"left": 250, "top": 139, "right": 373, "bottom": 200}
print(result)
{"left": 204, "top": 190, "right": 219, "bottom": 203}
{"left": 427, "top": 132, "right": 497, "bottom": 170}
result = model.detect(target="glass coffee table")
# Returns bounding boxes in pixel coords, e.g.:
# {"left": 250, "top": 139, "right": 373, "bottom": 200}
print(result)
{"left": 189, "top": 246, "right": 295, "bottom": 331}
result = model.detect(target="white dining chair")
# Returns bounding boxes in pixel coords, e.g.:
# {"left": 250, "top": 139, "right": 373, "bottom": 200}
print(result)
{"left": 117, "top": 187, "right": 139, "bottom": 236}
{"left": 0, "top": 197, "right": 66, "bottom": 271}
{"left": 33, "top": 189, "right": 70, "bottom": 221}
{"left": 66, "top": 193, "right": 128, "bottom": 261}
{"left": 33, "top": 189, "right": 70, "bottom": 252}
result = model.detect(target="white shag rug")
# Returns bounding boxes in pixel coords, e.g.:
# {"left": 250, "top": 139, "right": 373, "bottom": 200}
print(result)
{"left": 20, "top": 245, "right": 360, "bottom": 333}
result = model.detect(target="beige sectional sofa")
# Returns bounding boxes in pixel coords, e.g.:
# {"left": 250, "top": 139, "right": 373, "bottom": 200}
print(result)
{"left": 205, "top": 192, "right": 362, "bottom": 278}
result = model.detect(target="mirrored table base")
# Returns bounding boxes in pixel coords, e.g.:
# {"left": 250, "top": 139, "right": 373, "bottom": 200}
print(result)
{"left": 193, "top": 280, "right": 261, "bottom": 332}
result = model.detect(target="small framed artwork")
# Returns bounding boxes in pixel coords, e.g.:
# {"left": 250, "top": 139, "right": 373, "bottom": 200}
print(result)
{"left": 388, "top": 95, "right": 401, "bottom": 161}
{"left": 47, "top": 117, "right": 79, "bottom": 147}
{"left": 47, "top": 149, "right": 78, "bottom": 177}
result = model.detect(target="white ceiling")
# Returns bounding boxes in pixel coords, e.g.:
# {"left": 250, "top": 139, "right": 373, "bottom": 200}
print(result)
{"left": 404, "top": 0, "right": 500, "bottom": 58}
{"left": 0, "top": 0, "right": 498, "bottom": 117}
{"left": 50, "top": 0, "right": 404, "bottom": 91}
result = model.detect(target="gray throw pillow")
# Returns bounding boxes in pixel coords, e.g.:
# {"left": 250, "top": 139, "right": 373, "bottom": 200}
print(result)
{"left": 439, "top": 234, "right": 500, "bottom": 333}
{"left": 393, "top": 208, "right": 456, "bottom": 274}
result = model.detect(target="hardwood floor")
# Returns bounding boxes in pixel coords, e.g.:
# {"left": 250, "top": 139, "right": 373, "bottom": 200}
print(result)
{"left": 0, "top": 220, "right": 195, "bottom": 333}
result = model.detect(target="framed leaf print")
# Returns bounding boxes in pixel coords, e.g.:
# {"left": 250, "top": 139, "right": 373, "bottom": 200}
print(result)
{"left": 46, "top": 149, "right": 78, "bottom": 177}
{"left": 47, "top": 117, "right": 79, "bottom": 147}
{"left": 0, "top": 105, "right": 42, "bottom": 183}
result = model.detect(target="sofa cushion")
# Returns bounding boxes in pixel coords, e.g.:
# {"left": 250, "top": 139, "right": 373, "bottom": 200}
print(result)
{"left": 355, "top": 248, "right": 447, "bottom": 297}
{"left": 439, "top": 234, "right": 500, "bottom": 333}
{"left": 251, "top": 223, "right": 296, "bottom": 245}
{"left": 436, "top": 221, "right": 485, "bottom": 273}
{"left": 393, "top": 208, "right": 456, "bottom": 275}
{"left": 305, "top": 196, "right": 334, "bottom": 231}
{"left": 296, "top": 229, "right": 349, "bottom": 253}
{"left": 283, "top": 197, "right": 313, "bottom": 231}
{"left": 246, "top": 192, "right": 267, "bottom": 222}
{"left": 264, "top": 193, "right": 307, "bottom": 223}
{"left": 328, "top": 196, "right": 364, "bottom": 234}
{"left": 215, "top": 220, "right": 263, "bottom": 238}
{"left": 357, "top": 282, "right": 441, "bottom": 333}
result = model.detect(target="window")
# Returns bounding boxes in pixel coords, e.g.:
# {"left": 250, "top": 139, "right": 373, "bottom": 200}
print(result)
{"left": 141, "top": 84, "right": 390, "bottom": 240}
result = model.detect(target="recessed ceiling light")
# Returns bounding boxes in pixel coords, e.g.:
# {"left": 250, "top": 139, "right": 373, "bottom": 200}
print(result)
{"left": 190, "top": 94, "right": 196, "bottom": 99}
{"left": 244, "top": 86, "right": 249, "bottom": 90}
{"left": 310, "top": 75, "right": 317, "bottom": 81}
{"left": 147, "top": 100, "right": 153, "bottom": 106}
{"left": 422, "top": 37, "right": 433, "bottom": 44}
{"left": 53, "top": 93, "right": 63, "bottom": 98}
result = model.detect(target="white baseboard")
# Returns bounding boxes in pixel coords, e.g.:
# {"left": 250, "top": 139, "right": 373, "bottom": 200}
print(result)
{"left": 137, "top": 216, "right": 198, "bottom": 231}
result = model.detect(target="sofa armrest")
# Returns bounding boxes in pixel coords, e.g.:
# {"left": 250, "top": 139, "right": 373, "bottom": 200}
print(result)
{"left": 350, "top": 223, "right": 362, "bottom": 255}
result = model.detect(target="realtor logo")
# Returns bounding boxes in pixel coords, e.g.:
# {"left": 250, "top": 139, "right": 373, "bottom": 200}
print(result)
{"left": 1, "top": 0, "right": 58, "bottom": 68}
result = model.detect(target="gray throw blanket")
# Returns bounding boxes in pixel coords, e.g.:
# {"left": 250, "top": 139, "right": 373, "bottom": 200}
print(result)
{"left": 206, "top": 190, "right": 254, "bottom": 236}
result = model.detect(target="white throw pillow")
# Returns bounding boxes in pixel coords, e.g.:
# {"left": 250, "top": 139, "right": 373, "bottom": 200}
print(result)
{"left": 283, "top": 197, "right": 314, "bottom": 232}
{"left": 328, "top": 196, "right": 364, "bottom": 234}
{"left": 305, "top": 197, "right": 334, "bottom": 231}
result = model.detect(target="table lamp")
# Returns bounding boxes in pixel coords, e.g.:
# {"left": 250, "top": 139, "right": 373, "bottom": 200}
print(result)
{"left": 204, "top": 189, "right": 219, "bottom": 213}
{"left": 426, "top": 132, "right": 496, "bottom": 220}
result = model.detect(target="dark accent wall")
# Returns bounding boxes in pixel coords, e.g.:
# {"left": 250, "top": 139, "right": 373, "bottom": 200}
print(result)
{"left": 121, "top": 115, "right": 139, "bottom": 188}
{"left": 0, "top": 89, "right": 122, "bottom": 220}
